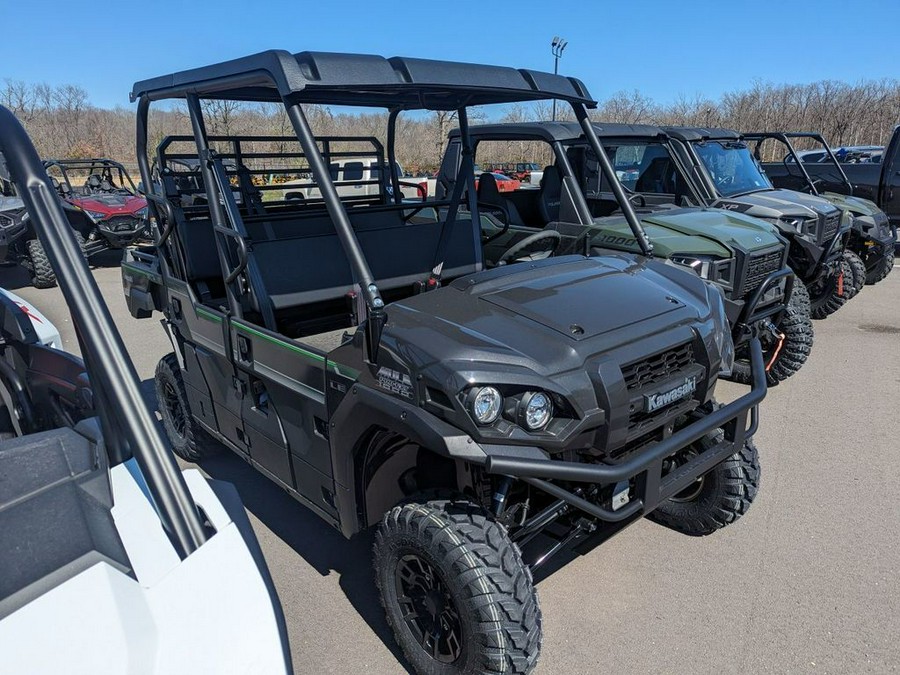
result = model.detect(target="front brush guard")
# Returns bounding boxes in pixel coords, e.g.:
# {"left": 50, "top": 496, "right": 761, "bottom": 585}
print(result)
{"left": 485, "top": 338, "right": 767, "bottom": 524}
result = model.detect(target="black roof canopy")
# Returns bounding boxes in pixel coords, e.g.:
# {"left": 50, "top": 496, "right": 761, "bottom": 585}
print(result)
{"left": 450, "top": 121, "right": 671, "bottom": 143}
{"left": 131, "top": 50, "right": 596, "bottom": 109}
{"left": 663, "top": 126, "right": 741, "bottom": 142}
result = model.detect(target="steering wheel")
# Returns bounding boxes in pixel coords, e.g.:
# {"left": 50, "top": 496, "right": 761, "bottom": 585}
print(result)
{"left": 628, "top": 192, "right": 646, "bottom": 207}
{"left": 498, "top": 230, "right": 562, "bottom": 264}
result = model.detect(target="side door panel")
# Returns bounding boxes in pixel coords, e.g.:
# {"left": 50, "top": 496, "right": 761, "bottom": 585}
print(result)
{"left": 230, "top": 318, "right": 339, "bottom": 520}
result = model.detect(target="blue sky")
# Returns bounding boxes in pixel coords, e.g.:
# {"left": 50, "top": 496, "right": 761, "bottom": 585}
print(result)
{"left": 2, "top": 0, "right": 897, "bottom": 109}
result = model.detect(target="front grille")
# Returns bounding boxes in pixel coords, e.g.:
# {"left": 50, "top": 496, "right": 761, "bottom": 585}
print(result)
{"left": 621, "top": 342, "right": 694, "bottom": 391}
{"left": 743, "top": 249, "right": 783, "bottom": 295}
{"left": 104, "top": 216, "right": 141, "bottom": 233}
{"left": 820, "top": 213, "right": 840, "bottom": 244}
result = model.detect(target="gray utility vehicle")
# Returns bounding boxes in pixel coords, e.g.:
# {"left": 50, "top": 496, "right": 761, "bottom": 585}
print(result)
{"left": 666, "top": 127, "right": 852, "bottom": 320}
{"left": 0, "top": 175, "right": 95, "bottom": 288}
{"left": 0, "top": 106, "right": 290, "bottom": 673}
{"left": 0, "top": 177, "right": 29, "bottom": 263}
{"left": 438, "top": 122, "right": 808, "bottom": 387}
{"left": 755, "top": 130, "right": 899, "bottom": 268}
{"left": 122, "top": 50, "right": 767, "bottom": 675}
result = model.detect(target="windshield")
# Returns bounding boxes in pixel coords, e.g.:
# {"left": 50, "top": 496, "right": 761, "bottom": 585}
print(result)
{"left": 694, "top": 141, "right": 772, "bottom": 197}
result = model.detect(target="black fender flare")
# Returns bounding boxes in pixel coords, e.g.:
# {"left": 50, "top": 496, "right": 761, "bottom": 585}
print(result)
{"left": 329, "top": 384, "right": 489, "bottom": 536}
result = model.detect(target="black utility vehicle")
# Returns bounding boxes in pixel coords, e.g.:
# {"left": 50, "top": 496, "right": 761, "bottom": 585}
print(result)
{"left": 757, "top": 129, "right": 900, "bottom": 260}
{"left": 123, "top": 51, "right": 767, "bottom": 674}
{"left": 746, "top": 132, "right": 894, "bottom": 289}
{"left": 438, "top": 122, "right": 807, "bottom": 386}
{"left": 666, "top": 127, "right": 852, "bottom": 320}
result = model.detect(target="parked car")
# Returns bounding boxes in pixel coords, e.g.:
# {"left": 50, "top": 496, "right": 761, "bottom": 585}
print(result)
{"left": 666, "top": 127, "right": 852, "bottom": 319}
{"left": 122, "top": 50, "right": 767, "bottom": 674}
{"left": 763, "top": 126, "right": 900, "bottom": 254}
{"left": 474, "top": 171, "right": 522, "bottom": 192}
{"left": 746, "top": 131, "right": 894, "bottom": 286}
{"left": 509, "top": 162, "right": 542, "bottom": 183}
{"left": 0, "top": 104, "right": 291, "bottom": 675}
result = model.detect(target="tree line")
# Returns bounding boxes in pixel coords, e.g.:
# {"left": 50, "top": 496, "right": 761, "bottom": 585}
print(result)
{"left": 3, "top": 78, "right": 898, "bottom": 174}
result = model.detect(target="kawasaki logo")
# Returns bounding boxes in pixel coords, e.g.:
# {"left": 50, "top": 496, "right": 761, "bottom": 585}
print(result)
{"left": 643, "top": 377, "right": 697, "bottom": 413}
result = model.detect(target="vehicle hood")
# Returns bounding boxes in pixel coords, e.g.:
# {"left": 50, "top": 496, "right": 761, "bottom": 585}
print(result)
{"left": 715, "top": 188, "right": 841, "bottom": 220}
{"left": 69, "top": 194, "right": 147, "bottom": 216}
{"left": 381, "top": 255, "right": 718, "bottom": 380}
{"left": 588, "top": 207, "right": 782, "bottom": 258}
{"left": 0, "top": 194, "right": 25, "bottom": 214}
{"left": 820, "top": 192, "right": 882, "bottom": 217}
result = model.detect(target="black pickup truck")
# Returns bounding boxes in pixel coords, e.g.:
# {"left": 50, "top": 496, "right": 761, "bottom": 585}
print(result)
{"left": 762, "top": 127, "right": 900, "bottom": 253}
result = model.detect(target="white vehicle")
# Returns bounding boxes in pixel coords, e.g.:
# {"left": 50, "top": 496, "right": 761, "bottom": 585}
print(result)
{"left": 0, "top": 288, "right": 61, "bottom": 349}
{"left": 0, "top": 105, "right": 291, "bottom": 675}
{"left": 283, "top": 155, "right": 428, "bottom": 202}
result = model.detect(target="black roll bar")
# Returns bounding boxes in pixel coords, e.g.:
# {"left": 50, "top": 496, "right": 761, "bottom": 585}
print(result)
{"left": 0, "top": 104, "right": 207, "bottom": 557}
{"left": 284, "top": 100, "right": 386, "bottom": 360}
{"left": 574, "top": 104, "right": 654, "bottom": 256}
{"left": 185, "top": 94, "right": 245, "bottom": 321}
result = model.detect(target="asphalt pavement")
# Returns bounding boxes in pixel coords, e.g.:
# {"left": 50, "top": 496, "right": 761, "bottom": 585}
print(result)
{"left": 5, "top": 255, "right": 899, "bottom": 674}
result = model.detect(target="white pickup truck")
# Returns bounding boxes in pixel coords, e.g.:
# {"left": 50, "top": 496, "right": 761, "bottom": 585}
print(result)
{"left": 283, "top": 157, "right": 431, "bottom": 202}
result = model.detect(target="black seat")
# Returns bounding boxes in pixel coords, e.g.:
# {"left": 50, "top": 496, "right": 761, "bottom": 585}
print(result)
{"left": 538, "top": 165, "right": 561, "bottom": 224}
{"left": 477, "top": 173, "right": 523, "bottom": 225}
{"left": 85, "top": 175, "right": 102, "bottom": 193}
{"left": 635, "top": 156, "right": 674, "bottom": 194}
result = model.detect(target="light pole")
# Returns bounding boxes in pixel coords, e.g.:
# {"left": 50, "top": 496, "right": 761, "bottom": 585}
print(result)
{"left": 551, "top": 36, "right": 568, "bottom": 122}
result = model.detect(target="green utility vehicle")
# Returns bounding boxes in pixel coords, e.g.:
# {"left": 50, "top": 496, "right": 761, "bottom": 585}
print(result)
{"left": 439, "top": 122, "right": 808, "bottom": 386}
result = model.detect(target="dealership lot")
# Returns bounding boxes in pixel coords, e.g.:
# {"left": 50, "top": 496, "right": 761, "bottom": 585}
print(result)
{"left": 6, "top": 258, "right": 898, "bottom": 674}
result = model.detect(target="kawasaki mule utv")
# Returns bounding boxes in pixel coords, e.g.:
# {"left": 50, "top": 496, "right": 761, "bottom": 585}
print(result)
{"left": 438, "top": 121, "right": 809, "bottom": 387}
{"left": 0, "top": 105, "right": 291, "bottom": 673}
{"left": 744, "top": 131, "right": 894, "bottom": 288}
{"left": 665, "top": 127, "right": 852, "bottom": 320}
{"left": 123, "top": 50, "right": 767, "bottom": 674}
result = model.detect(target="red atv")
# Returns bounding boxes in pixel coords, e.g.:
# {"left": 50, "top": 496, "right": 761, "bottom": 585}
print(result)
{"left": 44, "top": 158, "right": 149, "bottom": 255}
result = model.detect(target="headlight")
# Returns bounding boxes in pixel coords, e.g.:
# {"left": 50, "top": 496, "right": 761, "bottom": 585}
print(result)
{"left": 671, "top": 255, "right": 713, "bottom": 280}
{"left": 468, "top": 386, "right": 502, "bottom": 425}
{"left": 520, "top": 392, "right": 553, "bottom": 431}
{"left": 135, "top": 207, "right": 148, "bottom": 218}
{"left": 776, "top": 216, "right": 815, "bottom": 235}
{"left": 85, "top": 210, "right": 107, "bottom": 221}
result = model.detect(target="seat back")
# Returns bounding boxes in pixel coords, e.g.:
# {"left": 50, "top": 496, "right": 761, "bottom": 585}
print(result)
{"left": 538, "top": 165, "right": 561, "bottom": 223}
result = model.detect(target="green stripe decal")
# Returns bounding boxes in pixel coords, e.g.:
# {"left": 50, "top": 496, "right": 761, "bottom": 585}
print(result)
{"left": 233, "top": 322, "right": 361, "bottom": 379}
{"left": 196, "top": 307, "right": 223, "bottom": 323}
{"left": 122, "top": 262, "right": 160, "bottom": 281}
{"left": 234, "top": 322, "right": 325, "bottom": 362}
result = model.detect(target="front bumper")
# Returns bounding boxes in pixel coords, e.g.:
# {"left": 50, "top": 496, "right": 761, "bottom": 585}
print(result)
{"left": 856, "top": 227, "right": 895, "bottom": 273}
{"left": 98, "top": 216, "right": 149, "bottom": 247}
{"left": 725, "top": 268, "right": 793, "bottom": 344}
{"left": 484, "top": 338, "right": 766, "bottom": 524}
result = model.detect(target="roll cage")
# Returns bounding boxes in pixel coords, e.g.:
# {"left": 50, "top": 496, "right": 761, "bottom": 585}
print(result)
{"left": 43, "top": 158, "right": 139, "bottom": 196}
{"left": 742, "top": 131, "right": 855, "bottom": 197}
{"left": 133, "top": 51, "right": 655, "bottom": 360}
